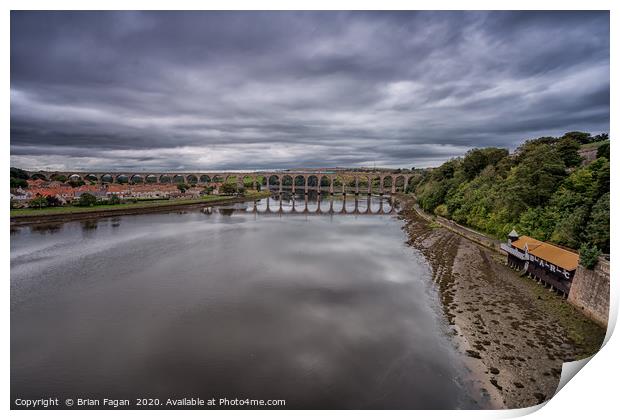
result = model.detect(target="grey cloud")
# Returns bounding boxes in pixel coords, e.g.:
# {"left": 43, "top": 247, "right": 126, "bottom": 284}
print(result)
{"left": 10, "top": 11, "right": 609, "bottom": 170}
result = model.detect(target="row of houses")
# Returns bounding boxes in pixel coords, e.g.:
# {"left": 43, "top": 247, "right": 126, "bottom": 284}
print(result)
{"left": 11, "top": 180, "right": 213, "bottom": 207}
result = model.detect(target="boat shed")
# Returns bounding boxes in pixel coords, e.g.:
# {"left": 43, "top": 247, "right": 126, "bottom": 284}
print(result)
{"left": 501, "top": 233, "right": 579, "bottom": 294}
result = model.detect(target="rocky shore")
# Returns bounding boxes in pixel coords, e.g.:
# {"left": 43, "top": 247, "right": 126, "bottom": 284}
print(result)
{"left": 398, "top": 196, "right": 606, "bottom": 409}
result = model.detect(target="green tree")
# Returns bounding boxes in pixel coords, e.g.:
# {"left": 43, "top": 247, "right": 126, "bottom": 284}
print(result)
{"left": 176, "top": 183, "right": 189, "bottom": 193}
{"left": 68, "top": 179, "right": 85, "bottom": 188}
{"left": 550, "top": 206, "right": 589, "bottom": 249}
{"left": 220, "top": 183, "right": 237, "bottom": 195}
{"left": 561, "top": 131, "right": 592, "bottom": 145}
{"left": 108, "top": 194, "right": 121, "bottom": 205}
{"left": 593, "top": 133, "right": 609, "bottom": 142}
{"left": 50, "top": 174, "right": 68, "bottom": 182}
{"left": 410, "top": 132, "right": 608, "bottom": 252}
{"left": 579, "top": 244, "right": 601, "bottom": 269}
{"left": 77, "top": 193, "right": 97, "bottom": 207}
{"left": 29, "top": 195, "right": 47, "bottom": 209}
{"left": 10, "top": 167, "right": 29, "bottom": 180}
{"left": 506, "top": 143, "right": 566, "bottom": 210}
{"left": 462, "top": 148, "right": 508, "bottom": 180}
{"left": 45, "top": 195, "right": 63, "bottom": 207}
{"left": 556, "top": 137, "right": 582, "bottom": 167}
{"left": 10, "top": 178, "right": 28, "bottom": 189}
{"left": 597, "top": 142, "right": 610, "bottom": 160}
{"left": 517, "top": 207, "right": 557, "bottom": 241}
{"left": 586, "top": 193, "right": 609, "bottom": 253}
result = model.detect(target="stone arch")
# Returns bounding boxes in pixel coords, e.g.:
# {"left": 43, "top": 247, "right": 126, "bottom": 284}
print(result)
{"left": 101, "top": 174, "right": 113, "bottom": 183}
{"left": 382, "top": 176, "right": 393, "bottom": 190}
{"left": 224, "top": 175, "right": 238, "bottom": 185}
{"left": 186, "top": 174, "right": 198, "bottom": 185}
{"left": 395, "top": 175, "right": 406, "bottom": 192}
{"left": 333, "top": 175, "right": 346, "bottom": 194}
{"left": 69, "top": 174, "right": 83, "bottom": 181}
{"left": 212, "top": 175, "right": 224, "bottom": 183}
{"left": 268, "top": 175, "right": 280, "bottom": 189}
{"left": 115, "top": 174, "right": 129, "bottom": 184}
{"left": 145, "top": 174, "right": 158, "bottom": 184}
{"left": 130, "top": 174, "right": 144, "bottom": 184}
{"left": 343, "top": 174, "right": 356, "bottom": 193}
{"left": 282, "top": 175, "right": 293, "bottom": 189}
{"left": 85, "top": 174, "right": 98, "bottom": 182}
{"left": 172, "top": 174, "right": 186, "bottom": 184}
{"left": 199, "top": 175, "right": 211, "bottom": 184}
{"left": 242, "top": 175, "right": 254, "bottom": 188}
{"left": 371, "top": 176, "right": 381, "bottom": 194}
{"left": 159, "top": 174, "right": 172, "bottom": 183}
{"left": 320, "top": 175, "right": 330, "bottom": 192}
{"left": 355, "top": 175, "right": 368, "bottom": 193}
{"left": 294, "top": 175, "right": 305, "bottom": 189}
{"left": 50, "top": 173, "right": 67, "bottom": 182}
{"left": 31, "top": 173, "right": 48, "bottom": 181}
{"left": 307, "top": 175, "right": 318, "bottom": 190}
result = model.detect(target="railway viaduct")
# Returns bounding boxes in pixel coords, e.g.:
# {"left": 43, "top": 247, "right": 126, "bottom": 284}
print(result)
{"left": 24, "top": 170, "right": 414, "bottom": 195}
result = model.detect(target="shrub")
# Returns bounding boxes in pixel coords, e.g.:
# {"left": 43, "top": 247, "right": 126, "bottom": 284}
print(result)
{"left": 220, "top": 183, "right": 237, "bottom": 195}
{"left": 434, "top": 204, "right": 449, "bottom": 217}
{"left": 10, "top": 178, "right": 28, "bottom": 189}
{"left": 597, "top": 142, "right": 610, "bottom": 160}
{"left": 77, "top": 193, "right": 97, "bottom": 207}
{"left": 45, "top": 195, "right": 63, "bottom": 207}
{"left": 579, "top": 243, "right": 601, "bottom": 270}
{"left": 177, "top": 183, "right": 189, "bottom": 193}
{"left": 29, "top": 195, "right": 47, "bottom": 209}
{"left": 68, "top": 179, "right": 86, "bottom": 188}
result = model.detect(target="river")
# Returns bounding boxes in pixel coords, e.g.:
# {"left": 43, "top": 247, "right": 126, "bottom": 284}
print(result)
{"left": 11, "top": 194, "right": 478, "bottom": 409}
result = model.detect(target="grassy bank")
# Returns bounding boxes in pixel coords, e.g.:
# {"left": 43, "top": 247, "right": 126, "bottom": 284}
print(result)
{"left": 580, "top": 139, "right": 609, "bottom": 150}
{"left": 11, "top": 191, "right": 270, "bottom": 218}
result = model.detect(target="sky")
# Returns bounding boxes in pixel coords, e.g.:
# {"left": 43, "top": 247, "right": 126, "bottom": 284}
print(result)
{"left": 10, "top": 11, "right": 609, "bottom": 171}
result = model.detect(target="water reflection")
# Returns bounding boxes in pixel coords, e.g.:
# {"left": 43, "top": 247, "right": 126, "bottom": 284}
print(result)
{"left": 29, "top": 223, "right": 63, "bottom": 235}
{"left": 81, "top": 219, "right": 98, "bottom": 230}
{"left": 229, "top": 193, "right": 397, "bottom": 216}
{"left": 11, "top": 195, "right": 474, "bottom": 409}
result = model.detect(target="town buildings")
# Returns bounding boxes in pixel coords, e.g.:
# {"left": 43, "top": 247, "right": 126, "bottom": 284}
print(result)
{"left": 10, "top": 179, "right": 210, "bottom": 207}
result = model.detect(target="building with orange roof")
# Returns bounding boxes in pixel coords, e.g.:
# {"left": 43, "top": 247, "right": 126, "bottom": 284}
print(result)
{"left": 501, "top": 230, "right": 580, "bottom": 295}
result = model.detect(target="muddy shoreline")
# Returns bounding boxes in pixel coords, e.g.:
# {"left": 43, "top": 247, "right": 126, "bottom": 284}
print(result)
{"left": 398, "top": 196, "right": 605, "bottom": 409}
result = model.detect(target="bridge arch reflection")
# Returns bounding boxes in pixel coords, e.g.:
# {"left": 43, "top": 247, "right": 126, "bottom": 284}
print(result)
{"left": 245, "top": 195, "right": 397, "bottom": 216}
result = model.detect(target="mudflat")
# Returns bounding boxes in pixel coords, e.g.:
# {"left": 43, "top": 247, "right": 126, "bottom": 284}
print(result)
{"left": 398, "top": 197, "right": 605, "bottom": 409}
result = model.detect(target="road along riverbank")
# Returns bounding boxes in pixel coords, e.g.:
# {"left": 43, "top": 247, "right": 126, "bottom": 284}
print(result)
{"left": 397, "top": 195, "right": 606, "bottom": 409}
{"left": 10, "top": 191, "right": 271, "bottom": 226}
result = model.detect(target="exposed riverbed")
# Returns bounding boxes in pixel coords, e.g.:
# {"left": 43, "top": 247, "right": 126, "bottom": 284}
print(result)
{"left": 11, "top": 194, "right": 482, "bottom": 409}
{"left": 398, "top": 196, "right": 606, "bottom": 408}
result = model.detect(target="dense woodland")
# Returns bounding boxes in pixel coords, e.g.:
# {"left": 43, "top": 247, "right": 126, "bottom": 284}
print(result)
{"left": 409, "top": 132, "right": 610, "bottom": 255}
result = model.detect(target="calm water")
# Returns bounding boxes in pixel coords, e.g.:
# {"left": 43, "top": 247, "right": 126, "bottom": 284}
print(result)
{"left": 11, "top": 195, "right": 476, "bottom": 409}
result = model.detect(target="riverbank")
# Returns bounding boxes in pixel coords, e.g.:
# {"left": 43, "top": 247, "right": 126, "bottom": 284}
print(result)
{"left": 397, "top": 195, "right": 606, "bottom": 409}
{"left": 10, "top": 191, "right": 270, "bottom": 226}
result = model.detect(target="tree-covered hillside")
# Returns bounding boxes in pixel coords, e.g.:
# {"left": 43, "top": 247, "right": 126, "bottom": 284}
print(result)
{"left": 409, "top": 132, "right": 610, "bottom": 254}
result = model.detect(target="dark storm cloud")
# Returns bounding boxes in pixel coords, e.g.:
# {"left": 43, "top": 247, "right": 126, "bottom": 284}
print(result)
{"left": 10, "top": 11, "right": 609, "bottom": 170}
